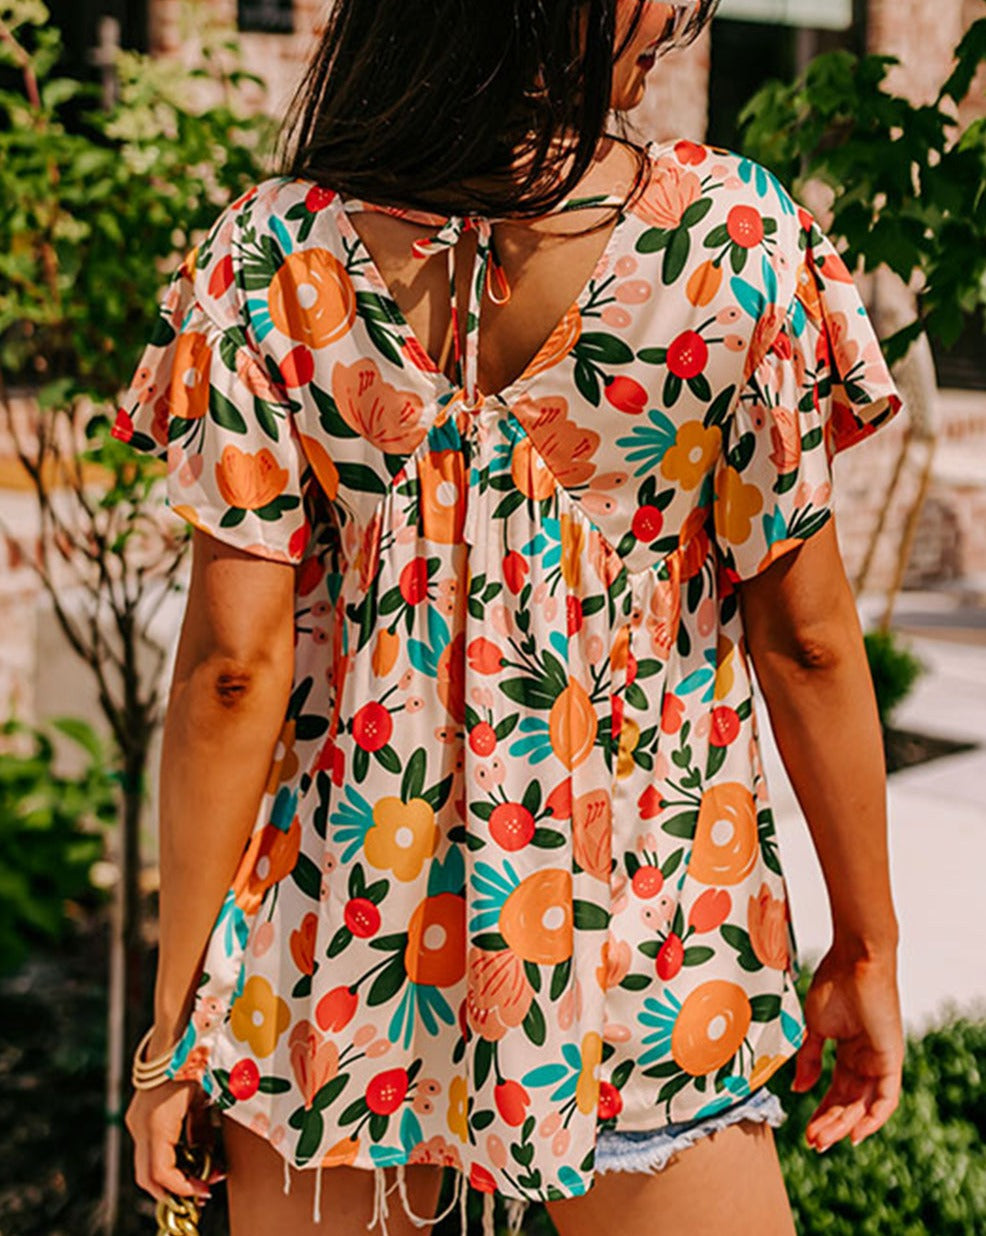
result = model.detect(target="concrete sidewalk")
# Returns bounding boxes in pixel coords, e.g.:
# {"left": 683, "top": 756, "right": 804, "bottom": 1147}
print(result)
{"left": 762, "top": 590, "right": 986, "bottom": 1035}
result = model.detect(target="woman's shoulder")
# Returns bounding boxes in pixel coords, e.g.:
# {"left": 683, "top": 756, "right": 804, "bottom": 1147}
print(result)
{"left": 169, "top": 175, "right": 344, "bottom": 330}
{"left": 632, "top": 138, "right": 810, "bottom": 308}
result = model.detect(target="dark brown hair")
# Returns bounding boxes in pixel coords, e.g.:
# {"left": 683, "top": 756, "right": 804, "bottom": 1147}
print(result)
{"left": 275, "top": 1, "right": 719, "bottom": 219}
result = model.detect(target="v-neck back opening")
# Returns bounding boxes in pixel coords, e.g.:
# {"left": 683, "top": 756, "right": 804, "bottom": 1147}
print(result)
{"left": 327, "top": 139, "right": 666, "bottom": 407}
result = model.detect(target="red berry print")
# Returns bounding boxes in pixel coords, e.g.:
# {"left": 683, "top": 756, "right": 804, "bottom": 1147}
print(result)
{"left": 469, "top": 721, "right": 497, "bottom": 757}
{"left": 667, "top": 331, "right": 709, "bottom": 380}
{"left": 399, "top": 557, "right": 430, "bottom": 605}
{"left": 305, "top": 185, "right": 337, "bottom": 213}
{"left": 352, "top": 701, "right": 392, "bottom": 752}
{"left": 365, "top": 1068, "right": 408, "bottom": 1116}
{"left": 656, "top": 933, "right": 684, "bottom": 980}
{"left": 632, "top": 504, "right": 664, "bottom": 542}
{"left": 710, "top": 706, "right": 740, "bottom": 748}
{"left": 597, "top": 1080, "right": 623, "bottom": 1119}
{"left": 489, "top": 802, "right": 535, "bottom": 852}
{"left": 345, "top": 896, "right": 381, "bottom": 938}
{"left": 228, "top": 1058, "right": 260, "bottom": 1101}
{"left": 726, "top": 205, "right": 765, "bottom": 249}
{"left": 632, "top": 865, "right": 664, "bottom": 899}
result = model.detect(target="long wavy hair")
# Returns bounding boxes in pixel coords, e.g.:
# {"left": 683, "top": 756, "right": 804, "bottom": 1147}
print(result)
{"left": 275, "top": 1, "right": 719, "bottom": 219}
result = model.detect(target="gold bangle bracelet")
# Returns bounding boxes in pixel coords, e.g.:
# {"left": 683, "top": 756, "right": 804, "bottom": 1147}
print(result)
{"left": 132, "top": 1025, "right": 182, "bottom": 1088}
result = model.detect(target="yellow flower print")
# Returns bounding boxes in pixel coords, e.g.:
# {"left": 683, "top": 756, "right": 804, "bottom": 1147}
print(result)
{"left": 750, "top": 1053, "right": 788, "bottom": 1090}
{"left": 575, "top": 1031, "right": 603, "bottom": 1115}
{"left": 714, "top": 464, "right": 763, "bottom": 547}
{"left": 616, "top": 717, "right": 640, "bottom": 779}
{"left": 447, "top": 1074, "right": 468, "bottom": 1143}
{"left": 661, "top": 422, "right": 722, "bottom": 490}
{"left": 365, "top": 796, "right": 439, "bottom": 882}
{"left": 229, "top": 975, "right": 291, "bottom": 1058}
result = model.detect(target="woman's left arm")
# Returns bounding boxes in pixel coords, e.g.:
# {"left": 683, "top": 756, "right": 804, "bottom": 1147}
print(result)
{"left": 126, "top": 529, "right": 296, "bottom": 1203}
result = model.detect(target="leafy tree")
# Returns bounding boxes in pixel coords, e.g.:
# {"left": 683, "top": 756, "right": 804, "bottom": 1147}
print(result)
{"left": 738, "top": 9, "right": 986, "bottom": 364}
{"left": 0, "top": 2, "right": 276, "bottom": 1228}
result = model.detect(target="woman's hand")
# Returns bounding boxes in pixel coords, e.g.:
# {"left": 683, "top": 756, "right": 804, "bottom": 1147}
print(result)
{"left": 126, "top": 1077, "right": 213, "bottom": 1205}
{"left": 790, "top": 939, "right": 905, "bottom": 1153}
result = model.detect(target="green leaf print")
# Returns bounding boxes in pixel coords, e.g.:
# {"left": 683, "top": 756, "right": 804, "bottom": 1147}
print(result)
{"left": 575, "top": 332, "right": 635, "bottom": 366}
{"left": 523, "top": 1000, "right": 547, "bottom": 1046}
{"left": 401, "top": 748, "right": 427, "bottom": 801}
{"left": 291, "top": 852, "right": 322, "bottom": 899}
{"left": 210, "top": 386, "right": 248, "bottom": 434}
{"left": 663, "top": 228, "right": 691, "bottom": 285}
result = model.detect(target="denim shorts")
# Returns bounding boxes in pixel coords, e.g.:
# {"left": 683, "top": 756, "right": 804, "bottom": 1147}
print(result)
{"left": 593, "top": 1084, "right": 787, "bottom": 1175}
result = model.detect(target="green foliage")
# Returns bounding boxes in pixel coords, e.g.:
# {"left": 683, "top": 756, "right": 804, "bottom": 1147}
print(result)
{"left": 0, "top": 0, "right": 276, "bottom": 405}
{"left": 739, "top": 7, "right": 986, "bottom": 364}
{"left": 0, "top": 717, "right": 117, "bottom": 975}
{"left": 863, "top": 628, "right": 925, "bottom": 727}
{"left": 771, "top": 998, "right": 986, "bottom": 1235}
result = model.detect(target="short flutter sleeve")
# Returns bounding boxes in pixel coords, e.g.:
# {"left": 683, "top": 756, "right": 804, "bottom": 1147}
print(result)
{"left": 713, "top": 216, "right": 904, "bottom": 583}
{"left": 111, "top": 249, "right": 310, "bottom": 564}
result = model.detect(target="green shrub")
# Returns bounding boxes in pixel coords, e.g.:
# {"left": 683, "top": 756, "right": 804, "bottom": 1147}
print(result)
{"left": 0, "top": 717, "right": 117, "bottom": 974}
{"left": 864, "top": 629, "right": 925, "bottom": 728}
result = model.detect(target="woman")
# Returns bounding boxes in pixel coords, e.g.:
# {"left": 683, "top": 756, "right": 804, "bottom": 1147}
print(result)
{"left": 120, "top": 2, "right": 905, "bottom": 1234}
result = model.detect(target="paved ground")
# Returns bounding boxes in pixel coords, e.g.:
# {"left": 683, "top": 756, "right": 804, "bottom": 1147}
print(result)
{"left": 762, "top": 588, "right": 986, "bottom": 1035}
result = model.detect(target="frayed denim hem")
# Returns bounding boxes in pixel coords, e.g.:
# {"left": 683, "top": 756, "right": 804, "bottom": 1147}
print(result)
{"left": 593, "top": 1086, "right": 787, "bottom": 1175}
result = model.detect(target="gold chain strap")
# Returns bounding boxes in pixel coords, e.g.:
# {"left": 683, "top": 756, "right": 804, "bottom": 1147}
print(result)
{"left": 155, "top": 1140, "right": 213, "bottom": 1236}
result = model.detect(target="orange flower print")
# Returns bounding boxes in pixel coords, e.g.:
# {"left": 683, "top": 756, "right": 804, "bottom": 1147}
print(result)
{"left": 300, "top": 432, "right": 340, "bottom": 502}
{"left": 169, "top": 330, "right": 212, "bottom": 420}
{"left": 714, "top": 464, "right": 764, "bottom": 547}
{"left": 406, "top": 892, "right": 466, "bottom": 987}
{"left": 466, "top": 947, "right": 535, "bottom": 1041}
{"left": 744, "top": 303, "right": 787, "bottom": 381}
{"left": 511, "top": 434, "right": 556, "bottom": 501}
{"left": 215, "top": 444, "right": 289, "bottom": 510}
{"left": 499, "top": 869, "right": 573, "bottom": 965}
{"left": 747, "top": 882, "right": 790, "bottom": 970}
{"left": 768, "top": 406, "right": 801, "bottom": 474}
{"left": 548, "top": 678, "right": 597, "bottom": 770}
{"left": 418, "top": 449, "right": 467, "bottom": 543}
{"left": 512, "top": 396, "right": 600, "bottom": 489}
{"left": 288, "top": 1019, "right": 340, "bottom": 1108}
{"left": 671, "top": 980, "right": 752, "bottom": 1075}
{"left": 290, "top": 911, "right": 318, "bottom": 976}
{"left": 268, "top": 249, "right": 356, "bottom": 349}
{"left": 595, "top": 934, "right": 631, "bottom": 991}
{"left": 229, "top": 975, "right": 291, "bottom": 1058}
{"left": 332, "top": 359, "right": 426, "bottom": 454}
{"left": 660, "top": 421, "right": 722, "bottom": 490}
{"left": 690, "top": 783, "right": 759, "bottom": 886}
{"left": 173, "top": 1046, "right": 209, "bottom": 1084}
{"left": 633, "top": 158, "right": 702, "bottom": 230}
{"left": 572, "top": 788, "right": 612, "bottom": 882}
{"left": 232, "top": 818, "right": 302, "bottom": 915}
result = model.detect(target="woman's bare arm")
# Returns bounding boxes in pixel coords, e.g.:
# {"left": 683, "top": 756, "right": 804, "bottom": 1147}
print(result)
{"left": 127, "top": 529, "right": 296, "bottom": 1202}
{"left": 737, "top": 518, "right": 904, "bottom": 1153}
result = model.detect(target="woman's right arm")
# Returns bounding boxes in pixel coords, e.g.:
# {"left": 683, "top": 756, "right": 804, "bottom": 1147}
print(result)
{"left": 126, "top": 529, "right": 297, "bottom": 1203}
{"left": 736, "top": 518, "right": 905, "bottom": 1154}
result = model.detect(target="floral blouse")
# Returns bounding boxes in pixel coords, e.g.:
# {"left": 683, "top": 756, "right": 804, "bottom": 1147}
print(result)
{"left": 113, "top": 138, "right": 903, "bottom": 1228}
